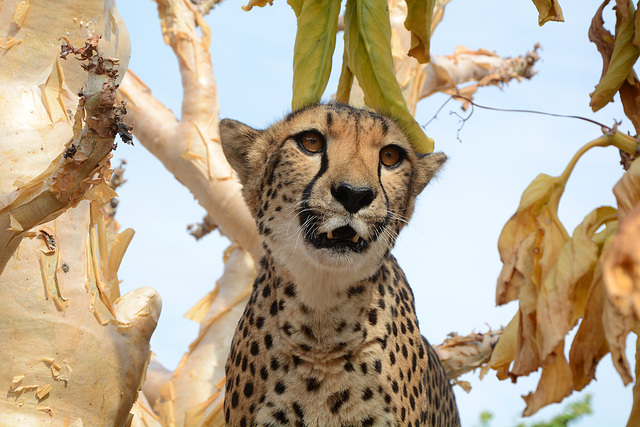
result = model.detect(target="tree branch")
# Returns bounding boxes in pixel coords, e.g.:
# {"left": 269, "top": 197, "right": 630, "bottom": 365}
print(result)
{"left": 117, "top": 0, "right": 262, "bottom": 261}
{"left": 435, "top": 327, "right": 504, "bottom": 380}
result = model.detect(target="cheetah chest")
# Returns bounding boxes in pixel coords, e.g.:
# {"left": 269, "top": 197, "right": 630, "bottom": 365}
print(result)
{"left": 224, "top": 255, "right": 450, "bottom": 427}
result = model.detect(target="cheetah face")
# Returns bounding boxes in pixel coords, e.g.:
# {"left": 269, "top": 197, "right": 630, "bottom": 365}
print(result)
{"left": 220, "top": 104, "right": 445, "bottom": 301}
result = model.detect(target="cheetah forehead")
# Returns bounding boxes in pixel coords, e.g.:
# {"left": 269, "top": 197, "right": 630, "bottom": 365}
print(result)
{"left": 269, "top": 104, "right": 411, "bottom": 150}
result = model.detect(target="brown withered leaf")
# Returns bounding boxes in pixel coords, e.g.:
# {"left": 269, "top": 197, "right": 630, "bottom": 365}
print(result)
{"left": 603, "top": 292, "right": 635, "bottom": 384}
{"left": 537, "top": 206, "right": 618, "bottom": 361}
{"left": 496, "top": 173, "right": 569, "bottom": 376}
{"left": 496, "top": 173, "right": 569, "bottom": 306}
{"left": 531, "top": 0, "right": 564, "bottom": 25}
{"left": 489, "top": 312, "right": 519, "bottom": 380}
{"left": 619, "top": 70, "right": 640, "bottom": 135}
{"left": 589, "top": 0, "right": 614, "bottom": 78}
{"left": 602, "top": 203, "right": 640, "bottom": 385}
{"left": 614, "top": 157, "right": 640, "bottom": 221}
{"left": 617, "top": 0, "right": 631, "bottom": 20}
{"left": 627, "top": 336, "right": 640, "bottom": 426}
{"left": 522, "top": 341, "right": 574, "bottom": 417}
{"left": 513, "top": 280, "right": 543, "bottom": 376}
{"left": 569, "top": 271, "right": 610, "bottom": 390}
{"left": 569, "top": 221, "right": 618, "bottom": 391}
{"left": 590, "top": 0, "right": 640, "bottom": 112}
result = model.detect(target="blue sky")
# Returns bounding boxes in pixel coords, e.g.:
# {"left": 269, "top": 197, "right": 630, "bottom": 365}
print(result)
{"left": 116, "top": 1, "right": 634, "bottom": 425}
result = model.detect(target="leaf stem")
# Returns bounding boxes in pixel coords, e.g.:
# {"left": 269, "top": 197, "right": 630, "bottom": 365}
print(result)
{"left": 559, "top": 132, "right": 639, "bottom": 182}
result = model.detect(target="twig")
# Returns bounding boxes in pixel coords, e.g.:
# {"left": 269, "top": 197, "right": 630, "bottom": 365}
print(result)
{"left": 450, "top": 94, "right": 613, "bottom": 131}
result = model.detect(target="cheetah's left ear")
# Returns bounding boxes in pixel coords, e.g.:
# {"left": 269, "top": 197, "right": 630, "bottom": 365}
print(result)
{"left": 413, "top": 152, "right": 447, "bottom": 196}
{"left": 220, "top": 119, "right": 262, "bottom": 186}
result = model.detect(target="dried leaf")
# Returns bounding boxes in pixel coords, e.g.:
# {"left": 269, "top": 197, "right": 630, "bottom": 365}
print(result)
{"left": 496, "top": 172, "right": 570, "bottom": 376}
{"left": 569, "top": 277, "right": 609, "bottom": 390}
{"left": 496, "top": 173, "right": 569, "bottom": 306}
{"left": 614, "top": 157, "right": 640, "bottom": 221}
{"left": 589, "top": 0, "right": 614, "bottom": 79}
{"left": 601, "top": 200, "right": 640, "bottom": 386}
{"left": 531, "top": 0, "right": 564, "bottom": 25}
{"left": 591, "top": 1, "right": 640, "bottom": 111}
{"left": 489, "top": 312, "right": 518, "bottom": 379}
{"left": 537, "top": 206, "right": 617, "bottom": 360}
{"left": 290, "top": 0, "right": 341, "bottom": 110}
{"left": 342, "top": 0, "right": 434, "bottom": 153}
{"left": 619, "top": 70, "right": 640, "bottom": 135}
{"left": 618, "top": 0, "right": 632, "bottom": 19}
{"left": 569, "top": 221, "right": 617, "bottom": 390}
{"left": 603, "top": 293, "right": 634, "bottom": 384}
{"left": 603, "top": 202, "right": 640, "bottom": 322}
{"left": 522, "top": 342, "right": 573, "bottom": 416}
{"left": 627, "top": 335, "right": 640, "bottom": 426}
{"left": 404, "top": 0, "right": 435, "bottom": 63}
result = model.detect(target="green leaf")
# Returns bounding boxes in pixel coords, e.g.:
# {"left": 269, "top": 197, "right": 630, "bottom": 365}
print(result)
{"left": 404, "top": 0, "right": 435, "bottom": 63}
{"left": 290, "top": 0, "right": 341, "bottom": 110}
{"left": 343, "top": 0, "right": 434, "bottom": 153}
{"left": 531, "top": 0, "right": 564, "bottom": 26}
{"left": 590, "top": 1, "right": 640, "bottom": 111}
{"left": 287, "top": 0, "right": 302, "bottom": 17}
{"left": 335, "top": 46, "right": 354, "bottom": 104}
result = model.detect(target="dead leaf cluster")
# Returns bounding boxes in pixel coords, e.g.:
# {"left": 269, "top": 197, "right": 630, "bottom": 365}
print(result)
{"left": 489, "top": 128, "right": 640, "bottom": 420}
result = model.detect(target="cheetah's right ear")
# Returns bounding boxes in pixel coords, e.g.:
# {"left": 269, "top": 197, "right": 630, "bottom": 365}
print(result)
{"left": 220, "top": 119, "right": 262, "bottom": 186}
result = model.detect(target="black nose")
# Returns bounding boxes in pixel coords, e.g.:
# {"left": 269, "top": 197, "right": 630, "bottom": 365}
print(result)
{"left": 331, "top": 183, "right": 375, "bottom": 214}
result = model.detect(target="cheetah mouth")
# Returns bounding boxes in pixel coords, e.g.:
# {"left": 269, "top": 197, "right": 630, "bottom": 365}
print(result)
{"left": 307, "top": 225, "right": 368, "bottom": 253}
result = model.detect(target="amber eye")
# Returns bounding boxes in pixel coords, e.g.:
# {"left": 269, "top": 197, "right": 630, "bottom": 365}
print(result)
{"left": 297, "top": 131, "right": 325, "bottom": 154}
{"left": 380, "top": 145, "right": 403, "bottom": 167}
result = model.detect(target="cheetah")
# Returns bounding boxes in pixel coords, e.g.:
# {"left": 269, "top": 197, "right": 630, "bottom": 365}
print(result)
{"left": 220, "top": 103, "right": 460, "bottom": 427}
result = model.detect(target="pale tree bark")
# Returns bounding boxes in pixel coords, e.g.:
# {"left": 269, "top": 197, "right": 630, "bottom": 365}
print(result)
{"left": 0, "top": 1, "right": 160, "bottom": 426}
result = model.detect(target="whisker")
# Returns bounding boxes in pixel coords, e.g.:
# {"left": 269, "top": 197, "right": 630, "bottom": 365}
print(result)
{"left": 291, "top": 215, "right": 314, "bottom": 257}
{"left": 286, "top": 207, "right": 313, "bottom": 237}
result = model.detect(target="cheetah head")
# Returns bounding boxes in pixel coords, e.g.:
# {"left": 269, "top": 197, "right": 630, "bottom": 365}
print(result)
{"left": 220, "top": 104, "right": 445, "bottom": 307}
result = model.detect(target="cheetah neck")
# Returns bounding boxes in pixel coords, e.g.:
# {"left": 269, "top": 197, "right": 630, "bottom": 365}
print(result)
{"left": 257, "top": 250, "right": 396, "bottom": 365}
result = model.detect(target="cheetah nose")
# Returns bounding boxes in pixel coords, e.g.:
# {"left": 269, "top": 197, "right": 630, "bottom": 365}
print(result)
{"left": 331, "top": 183, "right": 375, "bottom": 214}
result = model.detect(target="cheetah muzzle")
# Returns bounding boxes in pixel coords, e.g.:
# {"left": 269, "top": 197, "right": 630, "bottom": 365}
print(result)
{"left": 220, "top": 103, "right": 460, "bottom": 427}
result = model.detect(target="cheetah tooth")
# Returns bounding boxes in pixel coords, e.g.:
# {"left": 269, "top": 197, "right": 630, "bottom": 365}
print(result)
{"left": 327, "top": 230, "right": 335, "bottom": 239}
{"left": 350, "top": 234, "right": 359, "bottom": 243}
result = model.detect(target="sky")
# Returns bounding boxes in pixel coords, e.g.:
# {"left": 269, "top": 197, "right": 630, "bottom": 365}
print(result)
{"left": 116, "top": 1, "right": 635, "bottom": 426}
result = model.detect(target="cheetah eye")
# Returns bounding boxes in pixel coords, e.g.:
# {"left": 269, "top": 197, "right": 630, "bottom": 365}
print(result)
{"left": 380, "top": 145, "right": 404, "bottom": 168}
{"left": 296, "top": 131, "right": 325, "bottom": 154}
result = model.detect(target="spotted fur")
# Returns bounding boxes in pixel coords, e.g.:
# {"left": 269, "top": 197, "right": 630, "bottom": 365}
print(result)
{"left": 220, "top": 104, "right": 460, "bottom": 427}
